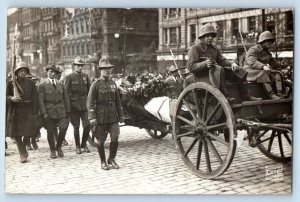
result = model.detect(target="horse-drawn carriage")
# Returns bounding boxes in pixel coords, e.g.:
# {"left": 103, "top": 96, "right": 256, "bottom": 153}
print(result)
{"left": 88, "top": 67, "right": 292, "bottom": 179}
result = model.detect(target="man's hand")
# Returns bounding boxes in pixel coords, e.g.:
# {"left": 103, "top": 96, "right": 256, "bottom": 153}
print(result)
{"left": 205, "top": 58, "right": 213, "bottom": 69}
{"left": 263, "top": 65, "right": 271, "bottom": 71}
{"left": 231, "top": 63, "right": 240, "bottom": 71}
{"left": 10, "top": 96, "right": 22, "bottom": 103}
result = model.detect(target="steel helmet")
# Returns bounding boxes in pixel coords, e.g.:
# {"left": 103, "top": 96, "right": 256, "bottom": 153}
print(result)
{"left": 15, "top": 62, "right": 29, "bottom": 74}
{"left": 168, "top": 65, "right": 179, "bottom": 73}
{"left": 258, "top": 31, "right": 275, "bottom": 44}
{"left": 198, "top": 24, "right": 217, "bottom": 39}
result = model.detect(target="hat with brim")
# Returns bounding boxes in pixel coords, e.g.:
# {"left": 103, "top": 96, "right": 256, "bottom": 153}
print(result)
{"left": 98, "top": 56, "right": 114, "bottom": 69}
{"left": 45, "top": 64, "right": 56, "bottom": 71}
{"left": 168, "top": 65, "right": 179, "bottom": 73}
{"left": 54, "top": 66, "right": 63, "bottom": 73}
{"left": 73, "top": 57, "right": 86, "bottom": 65}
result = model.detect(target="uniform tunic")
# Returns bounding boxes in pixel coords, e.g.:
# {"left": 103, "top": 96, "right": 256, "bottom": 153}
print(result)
{"left": 6, "top": 78, "right": 39, "bottom": 138}
{"left": 87, "top": 77, "right": 124, "bottom": 125}
{"left": 64, "top": 71, "right": 91, "bottom": 111}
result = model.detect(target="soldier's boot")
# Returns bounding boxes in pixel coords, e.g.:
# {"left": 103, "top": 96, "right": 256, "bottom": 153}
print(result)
{"left": 16, "top": 137, "right": 28, "bottom": 163}
{"left": 107, "top": 142, "right": 119, "bottom": 169}
{"left": 81, "top": 126, "right": 91, "bottom": 153}
{"left": 23, "top": 137, "right": 33, "bottom": 150}
{"left": 74, "top": 129, "right": 82, "bottom": 154}
{"left": 97, "top": 142, "right": 109, "bottom": 170}
{"left": 262, "top": 82, "right": 281, "bottom": 100}
{"left": 241, "top": 82, "right": 262, "bottom": 101}
{"left": 47, "top": 132, "right": 57, "bottom": 159}
{"left": 56, "top": 130, "right": 66, "bottom": 157}
{"left": 31, "top": 137, "right": 38, "bottom": 150}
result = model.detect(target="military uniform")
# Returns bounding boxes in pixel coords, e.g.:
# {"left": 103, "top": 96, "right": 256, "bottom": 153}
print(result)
{"left": 87, "top": 56, "right": 124, "bottom": 170}
{"left": 6, "top": 62, "right": 40, "bottom": 163}
{"left": 64, "top": 58, "right": 91, "bottom": 153}
{"left": 38, "top": 68, "right": 70, "bottom": 158}
{"left": 188, "top": 24, "right": 260, "bottom": 102}
{"left": 244, "top": 31, "right": 283, "bottom": 99}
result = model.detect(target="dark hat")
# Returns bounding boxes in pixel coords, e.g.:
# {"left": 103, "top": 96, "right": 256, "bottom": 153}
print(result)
{"left": 45, "top": 64, "right": 56, "bottom": 71}
{"left": 54, "top": 66, "right": 63, "bottom": 73}
{"left": 168, "top": 65, "right": 179, "bottom": 73}
{"left": 98, "top": 56, "right": 114, "bottom": 69}
{"left": 73, "top": 56, "right": 86, "bottom": 65}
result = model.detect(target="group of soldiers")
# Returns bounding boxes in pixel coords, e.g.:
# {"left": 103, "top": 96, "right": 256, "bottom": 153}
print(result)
{"left": 165, "top": 24, "right": 287, "bottom": 105}
{"left": 6, "top": 23, "right": 289, "bottom": 171}
{"left": 6, "top": 56, "right": 124, "bottom": 170}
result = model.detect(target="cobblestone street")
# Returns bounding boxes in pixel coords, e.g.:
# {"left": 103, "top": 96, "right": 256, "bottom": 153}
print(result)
{"left": 4, "top": 125, "right": 291, "bottom": 194}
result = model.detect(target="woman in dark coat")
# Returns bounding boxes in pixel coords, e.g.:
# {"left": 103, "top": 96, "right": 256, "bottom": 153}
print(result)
{"left": 6, "top": 62, "right": 40, "bottom": 163}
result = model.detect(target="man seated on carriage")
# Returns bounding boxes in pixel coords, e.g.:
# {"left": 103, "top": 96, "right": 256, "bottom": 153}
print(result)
{"left": 187, "top": 23, "right": 261, "bottom": 103}
{"left": 244, "top": 31, "right": 284, "bottom": 100}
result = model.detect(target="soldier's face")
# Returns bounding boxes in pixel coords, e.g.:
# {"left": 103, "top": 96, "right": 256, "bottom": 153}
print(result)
{"left": 101, "top": 68, "right": 112, "bottom": 78}
{"left": 75, "top": 65, "right": 83, "bottom": 72}
{"left": 16, "top": 68, "right": 28, "bottom": 78}
{"left": 47, "top": 69, "right": 56, "bottom": 79}
{"left": 203, "top": 34, "right": 215, "bottom": 45}
{"left": 262, "top": 40, "right": 273, "bottom": 49}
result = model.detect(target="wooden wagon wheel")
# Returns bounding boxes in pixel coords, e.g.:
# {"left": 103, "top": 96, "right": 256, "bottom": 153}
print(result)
{"left": 172, "top": 82, "right": 236, "bottom": 179}
{"left": 256, "top": 128, "right": 292, "bottom": 163}
{"left": 145, "top": 129, "right": 168, "bottom": 139}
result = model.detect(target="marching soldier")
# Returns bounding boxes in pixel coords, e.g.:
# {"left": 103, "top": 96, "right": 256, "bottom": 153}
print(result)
{"left": 54, "top": 65, "right": 69, "bottom": 146}
{"left": 6, "top": 62, "right": 40, "bottom": 163}
{"left": 64, "top": 57, "right": 91, "bottom": 154}
{"left": 38, "top": 64, "right": 70, "bottom": 158}
{"left": 87, "top": 57, "right": 124, "bottom": 170}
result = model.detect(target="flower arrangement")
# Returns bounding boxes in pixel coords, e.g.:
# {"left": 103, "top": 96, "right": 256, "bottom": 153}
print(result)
{"left": 121, "top": 73, "right": 168, "bottom": 105}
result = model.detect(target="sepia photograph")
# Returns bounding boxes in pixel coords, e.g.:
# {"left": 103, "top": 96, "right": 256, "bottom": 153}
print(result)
{"left": 4, "top": 7, "right": 293, "bottom": 194}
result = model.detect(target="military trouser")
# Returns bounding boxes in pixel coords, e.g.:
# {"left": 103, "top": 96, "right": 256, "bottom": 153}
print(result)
{"left": 44, "top": 117, "right": 69, "bottom": 150}
{"left": 94, "top": 123, "right": 120, "bottom": 163}
{"left": 70, "top": 111, "right": 90, "bottom": 147}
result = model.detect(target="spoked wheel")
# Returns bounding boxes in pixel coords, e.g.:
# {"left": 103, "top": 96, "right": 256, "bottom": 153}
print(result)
{"left": 145, "top": 129, "right": 168, "bottom": 139}
{"left": 256, "top": 128, "right": 292, "bottom": 163}
{"left": 173, "top": 82, "right": 236, "bottom": 179}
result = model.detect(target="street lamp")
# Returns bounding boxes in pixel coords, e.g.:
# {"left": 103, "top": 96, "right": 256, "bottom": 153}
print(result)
{"left": 114, "top": 9, "right": 133, "bottom": 74}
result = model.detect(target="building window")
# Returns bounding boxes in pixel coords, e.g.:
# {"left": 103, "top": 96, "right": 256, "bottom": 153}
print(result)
{"left": 81, "top": 44, "right": 85, "bottom": 55}
{"left": 81, "top": 21, "right": 85, "bottom": 33}
{"left": 265, "top": 14, "right": 276, "bottom": 34}
{"left": 190, "top": 24, "right": 196, "bottom": 43}
{"left": 178, "top": 27, "right": 181, "bottom": 44}
{"left": 164, "top": 28, "right": 168, "bottom": 44}
{"left": 216, "top": 21, "right": 224, "bottom": 41}
{"left": 170, "top": 27, "right": 177, "bottom": 44}
{"left": 231, "top": 18, "right": 239, "bottom": 38}
{"left": 248, "top": 16, "right": 256, "bottom": 32}
{"left": 76, "top": 23, "right": 79, "bottom": 34}
{"left": 286, "top": 11, "right": 293, "bottom": 35}
{"left": 169, "top": 8, "right": 177, "bottom": 18}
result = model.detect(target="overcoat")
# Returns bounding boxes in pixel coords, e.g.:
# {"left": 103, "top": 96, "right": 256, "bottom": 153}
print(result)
{"left": 187, "top": 42, "right": 233, "bottom": 88}
{"left": 244, "top": 44, "right": 281, "bottom": 83}
{"left": 6, "top": 78, "right": 39, "bottom": 137}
